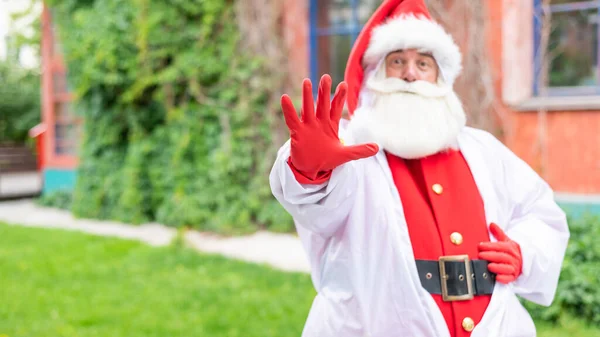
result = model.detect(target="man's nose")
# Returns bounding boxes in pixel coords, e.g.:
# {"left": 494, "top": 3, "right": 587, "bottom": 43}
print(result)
{"left": 402, "top": 65, "right": 417, "bottom": 82}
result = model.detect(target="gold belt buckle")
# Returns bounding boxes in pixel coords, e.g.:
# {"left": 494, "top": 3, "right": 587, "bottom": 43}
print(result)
{"left": 438, "top": 255, "right": 474, "bottom": 302}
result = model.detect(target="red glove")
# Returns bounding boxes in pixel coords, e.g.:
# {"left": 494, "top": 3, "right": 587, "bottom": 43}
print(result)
{"left": 281, "top": 75, "right": 379, "bottom": 184}
{"left": 478, "top": 223, "right": 523, "bottom": 284}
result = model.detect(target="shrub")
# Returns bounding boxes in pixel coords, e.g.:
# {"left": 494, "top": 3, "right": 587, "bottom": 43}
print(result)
{"left": 525, "top": 214, "right": 600, "bottom": 326}
{"left": 47, "top": 0, "right": 292, "bottom": 234}
{"left": 36, "top": 189, "right": 73, "bottom": 210}
{"left": 0, "top": 61, "right": 40, "bottom": 145}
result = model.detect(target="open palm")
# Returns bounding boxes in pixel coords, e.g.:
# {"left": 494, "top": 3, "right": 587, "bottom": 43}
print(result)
{"left": 281, "top": 75, "right": 379, "bottom": 182}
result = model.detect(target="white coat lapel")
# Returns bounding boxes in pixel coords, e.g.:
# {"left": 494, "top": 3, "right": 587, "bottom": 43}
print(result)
{"left": 458, "top": 129, "right": 512, "bottom": 337}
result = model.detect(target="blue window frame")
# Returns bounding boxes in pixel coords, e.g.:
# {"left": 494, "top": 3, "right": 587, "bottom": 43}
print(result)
{"left": 534, "top": 0, "right": 600, "bottom": 96}
{"left": 309, "top": 0, "right": 380, "bottom": 90}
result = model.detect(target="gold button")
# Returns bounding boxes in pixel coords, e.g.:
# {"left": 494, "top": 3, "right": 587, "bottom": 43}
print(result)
{"left": 462, "top": 317, "right": 475, "bottom": 332}
{"left": 339, "top": 138, "right": 345, "bottom": 145}
{"left": 432, "top": 183, "right": 443, "bottom": 195}
{"left": 450, "top": 232, "right": 463, "bottom": 245}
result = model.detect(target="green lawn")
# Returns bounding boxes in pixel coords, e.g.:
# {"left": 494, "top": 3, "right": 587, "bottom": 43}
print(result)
{"left": 0, "top": 223, "right": 314, "bottom": 337}
{"left": 0, "top": 223, "right": 598, "bottom": 337}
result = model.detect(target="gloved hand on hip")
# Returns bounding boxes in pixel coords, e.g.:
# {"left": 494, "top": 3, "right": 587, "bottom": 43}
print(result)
{"left": 478, "top": 223, "right": 523, "bottom": 284}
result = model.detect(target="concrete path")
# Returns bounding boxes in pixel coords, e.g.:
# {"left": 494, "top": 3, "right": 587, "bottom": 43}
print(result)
{"left": 0, "top": 199, "right": 310, "bottom": 273}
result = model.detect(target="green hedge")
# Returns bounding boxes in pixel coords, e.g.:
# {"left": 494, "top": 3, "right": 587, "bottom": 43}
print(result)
{"left": 36, "top": 189, "right": 73, "bottom": 210}
{"left": 47, "top": 0, "right": 292, "bottom": 233}
{"left": 525, "top": 215, "right": 600, "bottom": 326}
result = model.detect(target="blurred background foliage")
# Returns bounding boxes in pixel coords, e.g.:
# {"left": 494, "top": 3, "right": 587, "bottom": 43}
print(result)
{"left": 44, "top": 0, "right": 292, "bottom": 233}
{"left": 0, "top": 60, "right": 40, "bottom": 145}
{"left": 523, "top": 214, "right": 600, "bottom": 327}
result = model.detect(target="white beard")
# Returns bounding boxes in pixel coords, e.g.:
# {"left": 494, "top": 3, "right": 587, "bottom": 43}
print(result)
{"left": 348, "top": 73, "right": 467, "bottom": 159}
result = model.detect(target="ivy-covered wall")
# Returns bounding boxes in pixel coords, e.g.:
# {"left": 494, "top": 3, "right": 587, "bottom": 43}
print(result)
{"left": 47, "top": 0, "right": 292, "bottom": 233}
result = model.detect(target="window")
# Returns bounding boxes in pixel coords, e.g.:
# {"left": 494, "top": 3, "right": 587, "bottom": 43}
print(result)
{"left": 53, "top": 101, "right": 80, "bottom": 155}
{"left": 49, "top": 10, "right": 80, "bottom": 159}
{"left": 309, "top": 0, "right": 380, "bottom": 89}
{"left": 534, "top": 0, "right": 600, "bottom": 96}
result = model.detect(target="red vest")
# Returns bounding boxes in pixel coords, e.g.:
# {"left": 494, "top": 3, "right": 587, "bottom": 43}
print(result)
{"left": 386, "top": 150, "right": 491, "bottom": 337}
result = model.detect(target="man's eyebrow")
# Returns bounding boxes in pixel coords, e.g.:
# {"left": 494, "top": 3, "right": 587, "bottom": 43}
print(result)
{"left": 388, "top": 50, "right": 404, "bottom": 56}
{"left": 418, "top": 52, "right": 435, "bottom": 58}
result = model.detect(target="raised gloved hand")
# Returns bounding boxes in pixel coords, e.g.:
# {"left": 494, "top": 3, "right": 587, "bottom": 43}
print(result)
{"left": 281, "top": 75, "right": 379, "bottom": 184}
{"left": 478, "top": 223, "right": 523, "bottom": 284}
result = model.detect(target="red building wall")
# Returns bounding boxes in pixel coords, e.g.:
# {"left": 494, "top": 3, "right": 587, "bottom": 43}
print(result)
{"left": 505, "top": 111, "right": 600, "bottom": 194}
{"left": 487, "top": 0, "right": 600, "bottom": 195}
{"left": 282, "top": 0, "right": 310, "bottom": 86}
{"left": 39, "top": 3, "right": 80, "bottom": 193}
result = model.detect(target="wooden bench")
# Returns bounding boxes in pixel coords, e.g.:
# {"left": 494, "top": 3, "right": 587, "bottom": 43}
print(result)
{"left": 0, "top": 145, "right": 38, "bottom": 173}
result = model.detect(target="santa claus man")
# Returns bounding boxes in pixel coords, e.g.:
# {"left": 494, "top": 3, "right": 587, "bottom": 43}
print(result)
{"left": 269, "top": 1, "right": 569, "bottom": 336}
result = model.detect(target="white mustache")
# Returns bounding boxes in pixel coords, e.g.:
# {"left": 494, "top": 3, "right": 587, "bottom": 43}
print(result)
{"left": 365, "top": 77, "right": 451, "bottom": 98}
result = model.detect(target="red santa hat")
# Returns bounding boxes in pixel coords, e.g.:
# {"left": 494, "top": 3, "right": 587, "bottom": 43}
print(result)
{"left": 344, "top": 0, "right": 462, "bottom": 115}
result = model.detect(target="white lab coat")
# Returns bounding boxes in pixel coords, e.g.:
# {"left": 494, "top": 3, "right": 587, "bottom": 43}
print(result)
{"left": 269, "top": 123, "right": 570, "bottom": 337}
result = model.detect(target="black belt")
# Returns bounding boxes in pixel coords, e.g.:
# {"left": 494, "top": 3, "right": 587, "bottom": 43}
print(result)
{"left": 416, "top": 255, "right": 495, "bottom": 302}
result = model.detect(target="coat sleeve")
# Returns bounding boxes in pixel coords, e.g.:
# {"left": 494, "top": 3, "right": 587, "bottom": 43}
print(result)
{"left": 493, "top": 137, "right": 570, "bottom": 306}
{"left": 269, "top": 139, "right": 362, "bottom": 237}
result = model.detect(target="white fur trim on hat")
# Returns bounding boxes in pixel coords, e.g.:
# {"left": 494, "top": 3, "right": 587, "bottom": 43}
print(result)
{"left": 363, "top": 14, "right": 462, "bottom": 85}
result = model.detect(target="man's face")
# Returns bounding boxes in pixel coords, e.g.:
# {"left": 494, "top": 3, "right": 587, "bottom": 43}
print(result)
{"left": 348, "top": 49, "right": 465, "bottom": 159}
{"left": 385, "top": 49, "right": 439, "bottom": 84}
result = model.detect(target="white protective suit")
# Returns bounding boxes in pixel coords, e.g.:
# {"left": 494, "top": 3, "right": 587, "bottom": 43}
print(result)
{"left": 269, "top": 122, "right": 570, "bottom": 337}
